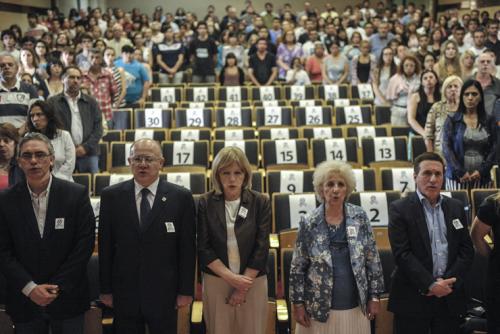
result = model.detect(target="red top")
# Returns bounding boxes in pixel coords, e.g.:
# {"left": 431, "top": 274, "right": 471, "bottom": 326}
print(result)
{"left": 0, "top": 175, "right": 8, "bottom": 190}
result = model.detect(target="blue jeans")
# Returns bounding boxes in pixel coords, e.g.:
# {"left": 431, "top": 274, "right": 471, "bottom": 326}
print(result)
{"left": 76, "top": 155, "right": 99, "bottom": 174}
{"left": 15, "top": 313, "right": 84, "bottom": 334}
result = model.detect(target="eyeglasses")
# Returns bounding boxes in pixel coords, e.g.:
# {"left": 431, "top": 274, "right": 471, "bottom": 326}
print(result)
{"left": 20, "top": 152, "right": 51, "bottom": 161}
{"left": 130, "top": 155, "right": 160, "bottom": 164}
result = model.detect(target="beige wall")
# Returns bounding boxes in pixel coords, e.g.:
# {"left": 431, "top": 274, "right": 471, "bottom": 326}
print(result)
{"left": 0, "top": 0, "right": 50, "bottom": 7}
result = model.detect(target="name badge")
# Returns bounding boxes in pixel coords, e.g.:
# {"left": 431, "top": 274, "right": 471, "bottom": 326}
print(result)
{"left": 238, "top": 206, "right": 248, "bottom": 219}
{"left": 452, "top": 219, "right": 463, "bottom": 230}
{"left": 55, "top": 218, "right": 65, "bottom": 230}
{"left": 165, "top": 222, "right": 175, "bottom": 233}
{"left": 347, "top": 226, "right": 357, "bottom": 238}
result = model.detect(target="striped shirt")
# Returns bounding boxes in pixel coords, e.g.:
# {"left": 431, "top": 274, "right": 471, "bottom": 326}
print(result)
{"left": 0, "top": 80, "right": 38, "bottom": 128}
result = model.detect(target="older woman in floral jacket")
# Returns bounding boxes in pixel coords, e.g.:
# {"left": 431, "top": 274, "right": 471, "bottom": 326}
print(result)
{"left": 289, "top": 160, "right": 385, "bottom": 334}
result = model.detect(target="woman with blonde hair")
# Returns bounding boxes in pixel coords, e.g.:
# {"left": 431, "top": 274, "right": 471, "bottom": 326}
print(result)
{"left": 197, "top": 146, "right": 271, "bottom": 334}
{"left": 460, "top": 49, "right": 476, "bottom": 79}
{"left": 433, "top": 39, "right": 462, "bottom": 80}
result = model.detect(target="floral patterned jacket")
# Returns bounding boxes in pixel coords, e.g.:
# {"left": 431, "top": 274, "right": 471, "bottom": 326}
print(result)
{"left": 289, "top": 202, "right": 385, "bottom": 322}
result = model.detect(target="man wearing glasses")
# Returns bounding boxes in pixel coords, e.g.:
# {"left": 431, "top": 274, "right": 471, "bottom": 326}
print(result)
{"left": 98, "top": 138, "right": 196, "bottom": 333}
{"left": 0, "top": 132, "right": 95, "bottom": 333}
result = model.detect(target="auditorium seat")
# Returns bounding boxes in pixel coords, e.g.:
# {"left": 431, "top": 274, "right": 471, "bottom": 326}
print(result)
{"left": 300, "top": 126, "right": 344, "bottom": 141}
{"left": 124, "top": 129, "right": 167, "bottom": 142}
{"left": 185, "top": 86, "right": 216, "bottom": 102}
{"left": 214, "top": 128, "right": 256, "bottom": 140}
{"left": 317, "top": 84, "right": 349, "bottom": 100}
{"left": 294, "top": 106, "right": 333, "bottom": 127}
{"left": 174, "top": 108, "right": 213, "bottom": 128}
{"left": 411, "top": 135, "right": 426, "bottom": 160}
{"left": 161, "top": 140, "right": 209, "bottom": 172}
{"left": 251, "top": 86, "right": 282, "bottom": 101}
{"left": 266, "top": 169, "right": 315, "bottom": 197}
{"left": 218, "top": 86, "right": 249, "bottom": 102}
{"left": 255, "top": 106, "right": 293, "bottom": 128}
{"left": 284, "top": 85, "right": 315, "bottom": 101}
{"left": 214, "top": 107, "right": 253, "bottom": 128}
{"left": 259, "top": 127, "right": 300, "bottom": 140}
{"left": 272, "top": 192, "right": 318, "bottom": 232}
{"left": 361, "top": 136, "right": 411, "bottom": 168}
{"left": 471, "top": 189, "right": 498, "bottom": 217}
{"left": 73, "top": 173, "right": 92, "bottom": 194}
{"left": 261, "top": 139, "right": 309, "bottom": 170}
{"left": 150, "top": 86, "right": 183, "bottom": 103}
{"left": 134, "top": 108, "right": 172, "bottom": 129}
{"left": 374, "top": 105, "right": 391, "bottom": 125}
{"left": 111, "top": 108, "right": 133, "bottom": 130}
{"left": 334, "top": 105, "right": 373, "bottom": 126}
{"left": 169, "top": 128, "right": 211, "bottom": 142}
{"left": 101, "top": 130, "right": 122, "bottom": 143}
{"left": 345, "top": 125, "right": 388, "bottom": 141}
{"left": 311, "top": 138, "right": 361, "bottom": 167}
{"left": 379, "top": 167, "right": 415, "bottom": 192}
{"left": 212, "top": 139, "right": 260, "bottom": 169}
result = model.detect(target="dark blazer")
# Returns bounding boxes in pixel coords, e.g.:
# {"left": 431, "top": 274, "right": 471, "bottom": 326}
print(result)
{"left": 197, "top": 189, "right": 271, "bottom": 276}
{"left": 98, "top": 178, "right": 196, "bottom": 323}
{"left": 47, "top": 93, "right": 103, "bottom": 156}
{"left": 388, "top": 192, "right": 474, "bottom": 317}
{"left": 0, "top": 177, "right": 95, "bottom": 323}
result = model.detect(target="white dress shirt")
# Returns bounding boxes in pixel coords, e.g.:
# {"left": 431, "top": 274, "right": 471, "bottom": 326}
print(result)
{"left": 225, "top": 199, "right": 241, "bottom": 274}
{"left": 134, "top": 178, "right": 159, "bottom": 220}
{"left": 64, "top": 92, "right": 83, "bottom": 145}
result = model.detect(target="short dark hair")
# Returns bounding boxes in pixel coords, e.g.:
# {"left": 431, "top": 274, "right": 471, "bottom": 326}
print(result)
{"left": 1, "top": 29, "right": 16, "bottom": 41}
{"left": 121, "top": 45, "right": 135, "bottom": 54}
{"left": 414, "top": 152, "right": 445, "bottom": 174}
{"left": 62, "top": 65, "right": 82, "bottom": 77}
{"left": 46, "top": 59, "right": 64, "bottom": 77}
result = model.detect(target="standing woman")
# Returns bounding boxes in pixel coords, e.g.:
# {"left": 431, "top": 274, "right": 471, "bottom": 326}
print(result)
{"left": 276, "top": 30, "right": 303, "bottom": 81}
{"left": 290, "top": 160, "right": 384, "bottom": 334}
{"left": 373, "top": 46, "right": 397, "bottom": 106}
{"left": 43, "top": 60, "right": 65, "bottom": 98}
{"left": 197, "top": 147, "right": 271, "bottom": 334}
{"left": 386, "top": 55, "right": 421, "bottom": 126}
{"left": 220, "top": 53, "right": 245, "bottom": 86}
{"left": 0, "top": 123, "right": 23, "bottom": 189}
{"left": 26, "top": 100, "right": 75, "bottom": 181}
{"left": 471, "top": 194, "right": 500, "bottom": 334}
{"left": 433, "top": 40, "right": 462, "bottom": 80}
{"left": 460, "top": 50, "right": 476, "bottom": 80}
{"left": 424, "top": 75, "right": 463, "bottom": 155}
{"left": 35, "top": 40, "right": 49, "bottom": 73}
{"left": 305, "top": 42, "right": 325, "bottom": 84}
{"left": 351, "top": 40, "right": 377, "bottom": 85}
{"left": 442, "top": 79, "right": 496, "bottom": 190}
{"left": 322, "top": 41, "right": 349, "bottom": 85}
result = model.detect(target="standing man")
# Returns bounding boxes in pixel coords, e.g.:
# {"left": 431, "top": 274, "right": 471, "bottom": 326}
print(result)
{"left": 48, "top": 66, "right": 103, "bottom": 174}
{"left": 388, "top": 152, "right": 474, "bottom": 334}
{"left": 189, "top": 22, "right": 218, "bottom": 83}
{"left": 115, "top": 45, "right": 150, "bottom": 108}
{"left": 369, "top": 22, "right": 394, "bottom": 58}
{"left": 485, "top": 20, "right": 500, "bottom": 65}
{"left": 248, "top": 38, "right": 278, "bottom": 86}
{"left": 98, "top": 138, "right": 196, "bottom": 334}
{"left": 0, "top": 132, "right": 95, "bottom": 334}
{"left": 472, "top": 52, "right": 500, "bottom": 116}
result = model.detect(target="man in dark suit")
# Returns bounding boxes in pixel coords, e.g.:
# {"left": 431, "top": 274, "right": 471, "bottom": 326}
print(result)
{"left": 98, "top": 138, "right": 196, "bottom": 334}
{"left": 388, "top": 152, "right": 474, "bottom": 334}
{"left": 0, "top": 132, "right": 95, "bottom": 334}
{"left": 48, "top": 66, "right": 103, "bottom": 174}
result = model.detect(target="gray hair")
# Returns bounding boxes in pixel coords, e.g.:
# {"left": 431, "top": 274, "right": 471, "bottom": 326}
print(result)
{"left": 313, "top": 160, "right": 356, "bottom": 202}
{"left": 18, "top": 132, "right": 55, "bottom": 156}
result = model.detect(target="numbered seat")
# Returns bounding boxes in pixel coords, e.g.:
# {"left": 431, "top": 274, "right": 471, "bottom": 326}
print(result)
{"left": 218, "top": 86, "right": 249, "bottom": 102}
{"left": 98, "top": 142, "right": 108, "bottom": 172}
{"left": 272, "top": 192, "right": 319, "bottom": 232}
{"left": 317, "top": 84, "right": 349, "bottom": 100}
{"left": 214, "top": 107, "right": 253, "bottom": 128}
{"left": 311, "top": 138, "right": 361, "bottom": 167}
{"left": 266, "top": 169, "right": 315, "bottom": 197}
{"left": 380, "top": 167, "right": 415, "bottom": 192}
{"left": 411, "top": 135, "right": 426, "bottom": 160}
{"left": 178, "top": 101, "right": 216, "bottom": 109}
{"left": 161, "top": 140, "right": 210, "bottom": 172}
{"left": 212, "top": 140, "right": 260, "bottom": 169}
{"left": 111, "top": 109, "right": 132, "bottom": 130}
{"left": 110, "top": 141, "right": 134, "bottom": 173}
{"left": 150, "top": 86, "right": 183, "bottom": 103}
{"left": 174, "top": 108, "right": 213, "bottom": 128}
{"left": 169, "top": 128, "right": 211, "bottom": 142}
{"left": 255, "top": 106, "right": 293, "bottom": 128}
{"left": 261, "top": 139, "right": 309, "bottom": 170}
{"left": 185, "top": 86, "right": 216, "bottom": 102}
{"left": 216, "top": 100, "right": 251, "bottom": 108}
{"left": 352, "top": 168, "right": 377, "bottom": 191}
{"left": 124, "top": 129, "right": 168, "bottom": 142}
{"left": 389, "top": 126, "right": 411, "bottom": 137}
{"left": 290, "top": 99, "right": 323, "bottom": 108}
{"left": 101, "top": 130, "right": 122, "bottom": 143}
{"left": 250, "top": 86, "right": 282, "bottom": 101}
{"left": 251, "top": 170, "right": 264, "bottom": 193}
{"left": 348, "top": 191, "right": 401, "bottom": 227}
{"left": 252, "top": 100, "right": 288, "bottom": 108}
{"left": 294, "top": 106, "right": 333, "bottom": 127}
{"left": 214, "top": 128, "right": 256, "bottom": 140}
{"left": 259, "top": 127, "right": 300, "bottom": 140}
{"left": 374, "top": 105, "right": 391, "bottom": 125}
{"left": 325, "top": 98, "right": 360, "bottom": 108}
{"left": 162, "top": 171, "right": 207, "bottom": 194}
{"left": 361, "top": 136, "right": 411, "bottom": 168}
{"left": 284, "top": 85, "right": 315, "bottom": 100}
{"left": 345, "top": 125, "right": 388, "bottom": 141}
{"left": 471, "top": 189, "right": 499, "bottom": 218}
{"left": 73, "top": 173, "right": 91, "bottom": 194}
{"left": 350, "top": 83, "right": 375, "bottom": 101}
{"left": 94, "top": 173, "right": 134, "bottom": 196}
{"left": 134, "top": 108, "right": 172, "bottom": 129}
{"left": 145, "top": 101, "right": 178, "bottom": 110}
{"left": 300, "top": 126, "right": 344, "bottom": 142}
{"left": 334, "top": 105, "right": 372, "bottom": 126}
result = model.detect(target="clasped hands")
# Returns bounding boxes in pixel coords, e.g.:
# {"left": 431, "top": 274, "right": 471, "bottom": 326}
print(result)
{"left": 427, "top": 277, "right": 457, "bottom": 298}
{"left": 460, "top": 171, "right": 480, "bottom": 183}
{"left": 225, "top": 273, "right": 254, "bottom": 307}
{"left": 29, "top": 284, "right": 59, "bottom": 307}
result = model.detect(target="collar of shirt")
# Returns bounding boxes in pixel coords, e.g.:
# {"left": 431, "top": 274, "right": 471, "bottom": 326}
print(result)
{"left": 0, "top": 78, "right": 21, "bottom": 91}
{"left": 64, "top": 91, "right": 82, "bottom": 104}
{"left": 134, "top": 177, "right": 160, "bottom": 199}
{"left": 27, "top": 175, "right": 53, "bottom": 200}
{"left": 416, "top": 188, "right": 443, "bottom": 209}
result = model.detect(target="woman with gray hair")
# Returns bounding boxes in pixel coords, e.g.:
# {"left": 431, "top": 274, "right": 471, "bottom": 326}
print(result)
{"left": 289, "top": 160, "right": 384, "bottom": 334}
{"left": 197, "top": 146, "right": 271, "bottom": 334}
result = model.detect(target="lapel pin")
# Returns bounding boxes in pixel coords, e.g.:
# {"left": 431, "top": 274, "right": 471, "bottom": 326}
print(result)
{"left": 162, "top": 197, "right": 167, "bottom": 202}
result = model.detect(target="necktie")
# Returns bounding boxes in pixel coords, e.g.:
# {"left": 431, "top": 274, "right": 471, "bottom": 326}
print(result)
{"left": 140, "top": 188, "right": 151, "bottom": 225}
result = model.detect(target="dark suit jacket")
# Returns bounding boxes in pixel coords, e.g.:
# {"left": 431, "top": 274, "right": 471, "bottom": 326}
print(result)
{"left": 98, "top": 178, "right": 196, "bottom": 322}
{"left": 47, "top": 93, "right": 103, "bottom": 156}
{"left": 0, "top": 177, "right": 95, "bottom": 322}
{"left": 197, "top": 189, "right": 271, "bottom": 276}
{"left": 388, "top": 192, "right": 474, "bottom": 317}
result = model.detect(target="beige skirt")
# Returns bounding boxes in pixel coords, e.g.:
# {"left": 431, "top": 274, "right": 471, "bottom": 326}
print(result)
{"left": 295, "top": 307, "right": 370, "bottom": 334}
{"left": 202, "top": 273, "right": 268, "bottom": 334}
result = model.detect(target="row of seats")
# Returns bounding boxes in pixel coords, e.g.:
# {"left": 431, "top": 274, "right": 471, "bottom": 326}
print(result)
{"left": 109, "top": 104, "right": 394, "bottom": 130}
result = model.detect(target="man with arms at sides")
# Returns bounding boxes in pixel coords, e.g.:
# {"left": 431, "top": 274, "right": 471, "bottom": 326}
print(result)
{"left": 98, "top": 138, "right": 196, "bottom": 334}
{"left": 388, "top": 152, "right": 474, "bottom": 334}
{"left": 0, "top": 132, "right": 95, "bottom": 334}
{"left": 248, "top": 38, "right": 278, "bottom": 87}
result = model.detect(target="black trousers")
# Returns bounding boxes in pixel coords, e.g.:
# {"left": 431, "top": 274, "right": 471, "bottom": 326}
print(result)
{"left": 113, "top": 312, "right": 177, "bottom": 334}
